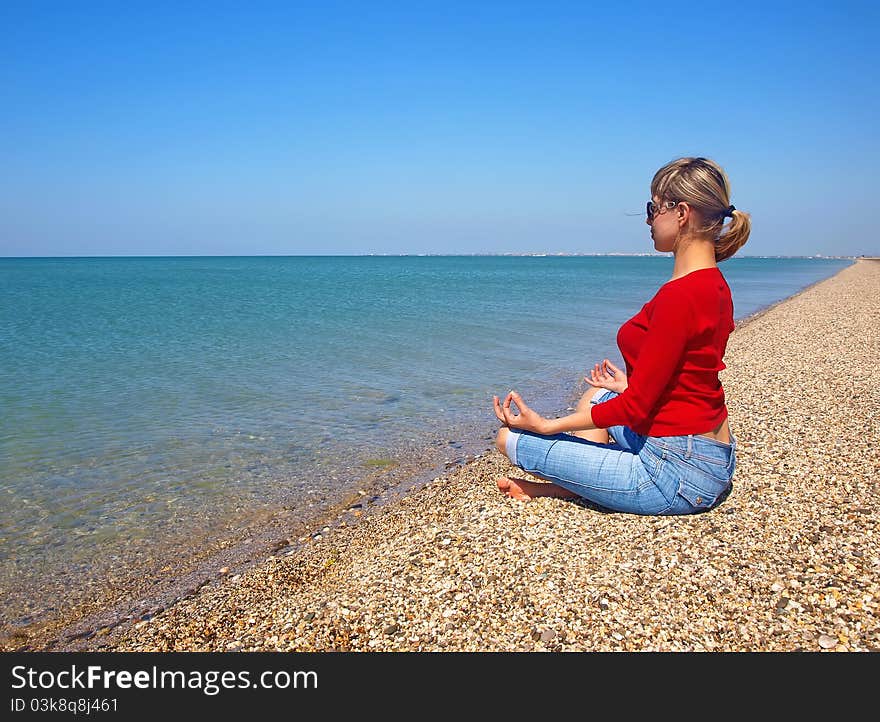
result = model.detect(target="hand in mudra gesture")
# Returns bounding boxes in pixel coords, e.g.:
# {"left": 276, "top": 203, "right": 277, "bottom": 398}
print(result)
{"left": 493, "top": 391, "right": 549, "bottom": 434}
{"left": 585, "top": 359, "right": 628, "bottom": 394}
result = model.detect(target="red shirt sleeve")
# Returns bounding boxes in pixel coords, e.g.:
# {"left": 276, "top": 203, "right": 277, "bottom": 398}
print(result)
{"left": 590, "top": 284, "right": 694, "bottom": 430}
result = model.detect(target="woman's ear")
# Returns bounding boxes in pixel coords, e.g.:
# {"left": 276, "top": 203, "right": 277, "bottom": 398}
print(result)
{"left": 677, "top": 201, "right": 691, "bottom": 227}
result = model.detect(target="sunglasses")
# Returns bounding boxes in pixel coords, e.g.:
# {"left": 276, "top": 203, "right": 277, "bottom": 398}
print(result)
{"left": 646, "top": 200, "right": 678, "bottom": 221}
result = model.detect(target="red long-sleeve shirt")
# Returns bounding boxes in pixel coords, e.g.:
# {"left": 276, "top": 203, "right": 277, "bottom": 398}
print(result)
{"left": 590, "top": 267, "right": 734, "bottom": 436}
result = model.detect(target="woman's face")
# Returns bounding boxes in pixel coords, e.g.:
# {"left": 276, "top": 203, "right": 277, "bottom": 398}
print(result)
{"left": 646, "top": 196, "right": 680, "bottom": 253}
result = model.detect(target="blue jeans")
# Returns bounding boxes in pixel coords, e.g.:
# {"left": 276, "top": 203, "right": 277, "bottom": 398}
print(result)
{"left": 503, "top": 390, "right": 736, "bottom": 515}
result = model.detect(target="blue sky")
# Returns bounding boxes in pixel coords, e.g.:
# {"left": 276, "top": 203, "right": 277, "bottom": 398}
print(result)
{"left": 1, "top": 1, "right": 878, "bottom": 256}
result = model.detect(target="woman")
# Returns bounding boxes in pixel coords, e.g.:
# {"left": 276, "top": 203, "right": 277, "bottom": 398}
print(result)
{"left": 492, "top": 157, "right": 751, "bottom": 515}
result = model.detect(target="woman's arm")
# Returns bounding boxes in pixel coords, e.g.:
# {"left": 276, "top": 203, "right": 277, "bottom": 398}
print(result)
{"left": 494, "top": 391, "right": 599, "bottom": 434}
{"left": 542, "top": 406, "right": 599, "bottom": 434}
{"left": 590, "top": 288, "right": 691, "bottom": 430}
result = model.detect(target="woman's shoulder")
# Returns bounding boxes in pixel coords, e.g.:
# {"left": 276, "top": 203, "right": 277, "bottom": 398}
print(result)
{"left": 650, "top": 268, "right": 729, "bottom": 317}
{"left": 659, "top": 267, "right": 728, "bottom": 299}
{"left": 663, "top": 266, "right": 723, "bottom": 287}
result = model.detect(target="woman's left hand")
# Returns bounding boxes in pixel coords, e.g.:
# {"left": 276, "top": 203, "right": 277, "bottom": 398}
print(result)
{"left": 493, "top": 391, "right": 549, "bottom": 434}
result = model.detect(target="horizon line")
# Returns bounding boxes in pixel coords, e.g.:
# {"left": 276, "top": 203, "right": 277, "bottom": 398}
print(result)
{"left": 0, "top": 253, "right": 861, "bottom": 260}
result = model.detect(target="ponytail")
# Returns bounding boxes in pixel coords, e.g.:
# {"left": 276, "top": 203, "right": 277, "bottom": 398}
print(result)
{"left": 715, "top": 208, "right": 751, "bottom": 262}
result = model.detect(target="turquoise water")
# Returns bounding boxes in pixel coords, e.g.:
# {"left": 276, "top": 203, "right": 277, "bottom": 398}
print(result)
{"left": 0, "top": 255, "right": 852, "bottom": 629}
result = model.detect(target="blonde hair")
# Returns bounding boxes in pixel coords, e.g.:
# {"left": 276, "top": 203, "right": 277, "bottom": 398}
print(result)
{"left": 651, "top": 157, "right": 751, "bottom": 262}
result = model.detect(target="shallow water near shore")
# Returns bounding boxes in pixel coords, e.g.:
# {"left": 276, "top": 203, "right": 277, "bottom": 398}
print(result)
{"left": 0, "top": 255, "right": 852, "bottom": 636}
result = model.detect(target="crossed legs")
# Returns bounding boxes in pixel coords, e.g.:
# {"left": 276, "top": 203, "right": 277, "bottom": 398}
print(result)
{"left": 494, "top": 387, "right": 609, "bottom": 501}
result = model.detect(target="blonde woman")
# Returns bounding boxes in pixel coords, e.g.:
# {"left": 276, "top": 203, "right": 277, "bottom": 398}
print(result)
{"left": 493, "top": 157, "right": 751, "bottom": 514}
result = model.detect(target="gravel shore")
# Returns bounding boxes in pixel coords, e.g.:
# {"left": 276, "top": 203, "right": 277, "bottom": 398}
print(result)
{"left": 25, "top": 259, "right": 880, "bottom": 652}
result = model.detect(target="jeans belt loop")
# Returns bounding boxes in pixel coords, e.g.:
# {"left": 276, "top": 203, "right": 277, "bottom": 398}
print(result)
{"left": 686, "top": 434, "right": 693, "bottom": 459}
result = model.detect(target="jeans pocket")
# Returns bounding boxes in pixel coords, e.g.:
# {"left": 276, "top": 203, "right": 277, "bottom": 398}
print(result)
{"left": 676, "top": 465, "right": 732, "bottom": 511}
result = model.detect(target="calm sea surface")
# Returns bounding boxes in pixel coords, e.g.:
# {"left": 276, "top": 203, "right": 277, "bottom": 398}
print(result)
{"left": 0, "top": 255, "right": 852, "bottom": 629}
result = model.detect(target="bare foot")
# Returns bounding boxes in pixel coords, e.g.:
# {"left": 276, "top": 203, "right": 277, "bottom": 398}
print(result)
{"left": 496, "top": 476, "right": 579, "bottom": 501}
{"left": 496, "top": 476, "right": 532, "bottom": 501}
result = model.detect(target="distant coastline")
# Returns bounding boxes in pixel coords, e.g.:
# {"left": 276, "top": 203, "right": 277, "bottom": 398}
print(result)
{"left": 0, "top": 253, "right": 863, "bottom": 259}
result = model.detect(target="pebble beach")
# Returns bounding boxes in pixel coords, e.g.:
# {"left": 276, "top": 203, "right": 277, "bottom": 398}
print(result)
{"left": 13, "top": 258, "right": 880, "bottom": 653}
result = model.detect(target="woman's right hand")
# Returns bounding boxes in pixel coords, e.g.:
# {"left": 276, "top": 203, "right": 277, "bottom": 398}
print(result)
{"left": 585, "top": 359, "right": 628, "bottom": 394}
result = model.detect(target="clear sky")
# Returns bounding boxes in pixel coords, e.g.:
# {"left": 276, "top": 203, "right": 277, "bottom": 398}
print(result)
{"left": 1, "top": 1, "right": 878, "bottom": 257}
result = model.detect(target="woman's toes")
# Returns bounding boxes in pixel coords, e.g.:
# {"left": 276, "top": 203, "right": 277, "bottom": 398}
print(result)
{"left": 496, "top": 476, "right": 531, "bottom": 501}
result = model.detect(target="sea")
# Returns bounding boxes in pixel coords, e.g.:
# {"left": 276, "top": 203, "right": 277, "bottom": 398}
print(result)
{"left": 0, "top": 255, "right": 853, "bottom": 633}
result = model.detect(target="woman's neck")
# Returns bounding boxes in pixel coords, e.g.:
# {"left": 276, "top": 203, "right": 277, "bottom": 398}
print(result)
{"left": 671, "top": 238, "right": 717, "bottom": 281}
